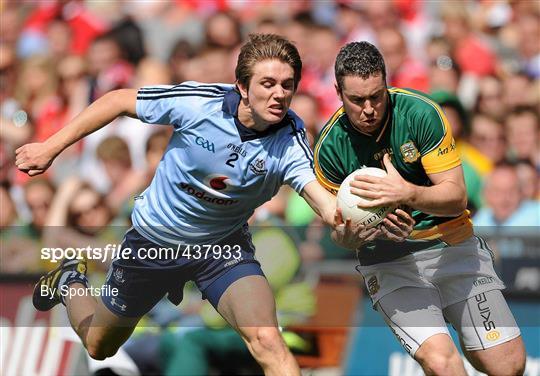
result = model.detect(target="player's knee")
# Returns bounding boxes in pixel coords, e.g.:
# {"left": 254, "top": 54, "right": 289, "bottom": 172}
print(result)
{"left": 421, "top": 353, "right": 462, "bottom": 376}
{"left": 415, "top": 340, "right": 463, "bottom": 375}
{"left": 248, "top": 327, "right": 285, "bottom": 359}
{"left": 86, "top": 338, "right": 120, "bottom": 361}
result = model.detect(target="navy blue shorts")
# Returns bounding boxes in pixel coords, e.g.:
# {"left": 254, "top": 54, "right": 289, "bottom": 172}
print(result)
{"left": 101, "top": 225, "right": 264, "bottom": 317}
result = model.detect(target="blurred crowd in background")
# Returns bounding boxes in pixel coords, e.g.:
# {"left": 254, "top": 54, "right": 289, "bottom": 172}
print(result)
{"left": 1, "top": 0, "right": 539, "bottom": 274}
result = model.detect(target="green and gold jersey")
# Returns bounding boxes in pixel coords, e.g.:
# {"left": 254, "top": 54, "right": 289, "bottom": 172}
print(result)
{"left": 314, "top": 87, "right": 473, "bottom": 265}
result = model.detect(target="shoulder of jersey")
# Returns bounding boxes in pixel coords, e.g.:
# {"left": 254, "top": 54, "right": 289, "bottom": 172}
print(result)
{"left": 388, "top": 87, "right": 443, "bottom": 114}
{"left": 286, "top": 109, "right": 305, "bottom": 132}
{"left": 137, "top": 81, "right": 233, "bottom": 100}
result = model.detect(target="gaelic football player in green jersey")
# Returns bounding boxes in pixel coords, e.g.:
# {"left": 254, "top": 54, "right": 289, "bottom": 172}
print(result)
{"left": 315, "top": 42, "right": 525, "bottom": 375}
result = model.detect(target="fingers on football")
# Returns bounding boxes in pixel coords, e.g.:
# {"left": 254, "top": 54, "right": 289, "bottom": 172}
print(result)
{"left": 380, "top": 225, "right": 405, "bottom": 242}
{"left": 334, "top": 208, "right": 344, "bottom": 226}
{"left": 350, "top": 187, "right": 380, "bottom": 199}
{"left": 355, "top": 197, "right": 385, "bottom": 208}
{"left": 364, "top": 227, "right": 381, "bottom": 242}
{"left": 394, "top": 208, "right": 416, "bottom": 226}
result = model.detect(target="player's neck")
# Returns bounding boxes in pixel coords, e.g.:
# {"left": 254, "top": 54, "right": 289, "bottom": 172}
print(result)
{"left": 237, "top": 99, "right": 271, "bottom": 132}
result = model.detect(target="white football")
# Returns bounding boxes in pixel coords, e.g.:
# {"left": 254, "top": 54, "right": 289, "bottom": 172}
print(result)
{"left": 337, "top": 167, "right": 394, "bottom": 227}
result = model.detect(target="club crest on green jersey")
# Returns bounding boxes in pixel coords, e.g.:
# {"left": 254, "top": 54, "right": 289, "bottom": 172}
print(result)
{"left": 400, "top": 141, "right": 419, "bottom": 163}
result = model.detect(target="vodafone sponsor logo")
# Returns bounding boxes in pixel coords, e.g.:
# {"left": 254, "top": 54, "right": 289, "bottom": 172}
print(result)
{"left": 179, "top": 182, "right": 238, "bottom": 206}
{"left": 203, "top": 174, "right": 234, "bottom": 192}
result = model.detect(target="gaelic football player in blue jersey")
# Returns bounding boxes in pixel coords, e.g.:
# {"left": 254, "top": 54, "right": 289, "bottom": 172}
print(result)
{"left": 15, "top": 34, "right": 377, "bottom": 375}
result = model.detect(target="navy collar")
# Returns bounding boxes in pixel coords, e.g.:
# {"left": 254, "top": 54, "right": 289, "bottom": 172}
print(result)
{"left": 222, "top": 88, "right": 292, "bottom": 142}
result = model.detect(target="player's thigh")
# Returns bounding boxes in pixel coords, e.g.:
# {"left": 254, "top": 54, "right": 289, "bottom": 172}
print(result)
{"left": 216, "top": 274, "right": 278, "bottom": 329}
{"left": 444, "top": 289, "right": 524, "bottom": 371}
{"left": 375, "top": 286, "right": 452, "bottom": 358}
{"left": 88, "top": 297, "right": 141, "bottom": 351}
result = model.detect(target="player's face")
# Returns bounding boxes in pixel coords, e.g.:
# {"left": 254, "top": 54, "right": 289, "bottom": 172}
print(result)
{"left": 337, "top": 74, "right": 388, "bottom": 134}
{"left": 239, "top": 59, "right": 296, "bottom": 129}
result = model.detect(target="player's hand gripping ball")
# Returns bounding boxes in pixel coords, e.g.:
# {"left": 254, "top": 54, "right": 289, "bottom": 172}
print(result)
{"left": 337, "top": 168, "right": 395, "bottom": 227}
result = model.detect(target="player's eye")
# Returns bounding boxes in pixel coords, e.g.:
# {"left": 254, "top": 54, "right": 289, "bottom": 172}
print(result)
{"left": 282, "top": 81, "right": 294, "bottom": 91}
{"left": 262, "top": 81, "right": 273, "bottom": 88}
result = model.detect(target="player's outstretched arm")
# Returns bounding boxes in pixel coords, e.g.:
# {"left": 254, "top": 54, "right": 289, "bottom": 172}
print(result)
{"left": 301, "top": 180, "right": 380, "bottom": 249}
{"left": 300, "top": 180, "right": 337, "bottom": 225}
{"left": 15, "top": 89, "right": 138, "bottom": 176}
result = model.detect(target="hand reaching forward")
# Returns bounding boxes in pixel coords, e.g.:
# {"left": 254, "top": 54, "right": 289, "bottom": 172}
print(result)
{"left": 331, "top": 208, "right": 382, "bottom": 250}
{"left": 350, "top": 154, "right": 414, "bottom": 209}
{"left": 15, "top": 143, "right": 56, "bottom": 176}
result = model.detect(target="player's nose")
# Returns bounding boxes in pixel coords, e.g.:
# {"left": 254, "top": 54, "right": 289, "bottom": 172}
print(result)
{"left": 363, "top": 101, "right": 374, "bottom": 115}
{"left": 273, "top": 85, "right": 285, "bottom": 99}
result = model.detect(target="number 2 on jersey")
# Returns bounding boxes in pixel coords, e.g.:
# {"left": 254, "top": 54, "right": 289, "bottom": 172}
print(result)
{"left": 226, "top": 152, "right": 239, "bottom": 168}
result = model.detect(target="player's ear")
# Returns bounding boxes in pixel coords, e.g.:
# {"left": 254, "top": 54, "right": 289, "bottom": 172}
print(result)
{"left": 236, "top": 81, "right": 248, "bottom": 100}
{"left": 334, "top": 83, "right": 343, "bottom": 101}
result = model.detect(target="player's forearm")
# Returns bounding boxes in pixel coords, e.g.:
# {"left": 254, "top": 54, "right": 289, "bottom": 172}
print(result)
{"left": 45, "top": 89, "right": 138, "bottom": 157}
{"left": 404, "top": 180, "right": 467, "bottom": 217}
{"left": 301, "top": 181, "right": 336, "bottom": 226}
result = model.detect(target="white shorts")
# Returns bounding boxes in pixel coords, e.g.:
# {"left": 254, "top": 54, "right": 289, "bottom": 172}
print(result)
{"left": 356, "top": 236, "right": 520, "bottom": 357}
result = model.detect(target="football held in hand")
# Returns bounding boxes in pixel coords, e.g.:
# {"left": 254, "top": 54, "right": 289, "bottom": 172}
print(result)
{"left": 337, "top": 168, "right": 394, "bottom": 227}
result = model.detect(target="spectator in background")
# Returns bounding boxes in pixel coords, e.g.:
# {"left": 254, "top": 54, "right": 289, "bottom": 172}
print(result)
{"left": 428, "top": 55, "right": 461, "bottom": 94}
{"left": 20, "top": 0, "right": 107, "bottom": 57}
{"left": 515, "top": 160, "right": 539, "bottom": 201}
{"left": 87, "top": 34, "right": 134, "bottom": 101}
{"left": 23, "top": 177, "right": 55, "bottom": 239}
{"left": 186, "top": 46, "right": 235, "bottom": 83}
{"left": 440, "top": 2, "right": 496, "bottom": 77}
{"left": 377, "top": 27, "right": 429, "bottom": 92}
{"left": 364, "top": 1, "right": 400, "bottom": 35}
{"left": 253, "top": 18, "right": 282, "bottom": 36}
{"left": 41, "top": 177, "right": 117, "bottom": 260}
{"left": 285, "top": 92, "right": 321, "bottom": 227}
{"left": 474, "top": 163, "right": 540, "bottom": 226}
{"left": 145, "top": 130, "right": 172, "bottom": 177}
{"left": 505, "top": 106, "right": 540, "bottom": 167}
{"left": 45, "top": 18, "right": 73, "bottom": 63}
{"left": 469, "top": 113, "right": 507, "bottom": 170}
{"left": 431, "top": 90, "right": 483, "bottom": 212}
{"left": 474, "top": 75, "right": 505, "bottom": 121}
{"left": 0, "top": 43, "right": 32, "bottom": 150}
{"left": 290, "top": 92, "right": 320, "bottom": 147}
{"left": 0, "top": 184, "right": 17, "bottom": 232}
{"left": 14, "top": 54, "right": 85, "bottom": 184}
{"left": 335, "top": 1, "right": 375, "bottom": 45}
{"left": 515, "top": 11, "right": 540, "bottom": 78}
{"left": 168, "top": 39, "right": 197, "bottom": 84}
{"left": 204, "top": 11, "right": 242, "bottom": 49}
{"left": 300, "top": 24, "right": 341, "bottom": 119}
{"left": 95, "top": 136, "right": 146, "bottom": 216}
{"left": 502, "top": 72, "right": 535, "bottom": 110}
{"left": 0, "top": 183, "right": 42, "bottom": 273}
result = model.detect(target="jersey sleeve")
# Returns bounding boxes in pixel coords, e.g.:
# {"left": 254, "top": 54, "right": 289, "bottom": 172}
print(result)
{"left": 282, "top": 120, "right": 317, "bottom": 194}
{"left": 313, "top": 125, "right": 343, "bottom": 195}
{"left": 135, "top": 82, "right": 227, "bottom": 131}
{"left": 413, "top": 100, "right": 461, "bottom": 174}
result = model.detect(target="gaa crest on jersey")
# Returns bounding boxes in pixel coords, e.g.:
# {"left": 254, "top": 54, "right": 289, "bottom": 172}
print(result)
{"left": 113, "top": 267, "right": 125, "bottom": 284}
{"left": 367, "top": 275, "right": 379, "bottom": 296}
{"left": 400, "top": 141, "right": 419, "bottom": 163}
{"left": 249, "top": 158, "right": 267, "bottom": 176}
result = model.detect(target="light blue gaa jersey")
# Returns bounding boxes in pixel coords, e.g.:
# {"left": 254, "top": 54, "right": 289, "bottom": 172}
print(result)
{"left": 133, "top": 82, "right": 316, "bottom": 246}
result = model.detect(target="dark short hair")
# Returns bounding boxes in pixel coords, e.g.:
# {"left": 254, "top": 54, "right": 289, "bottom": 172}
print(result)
{"left": 235, "top": 34, "right": 302, "bottom": 90}
{"left": 334, "top": 41, "right": 386, "bottom": 90}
